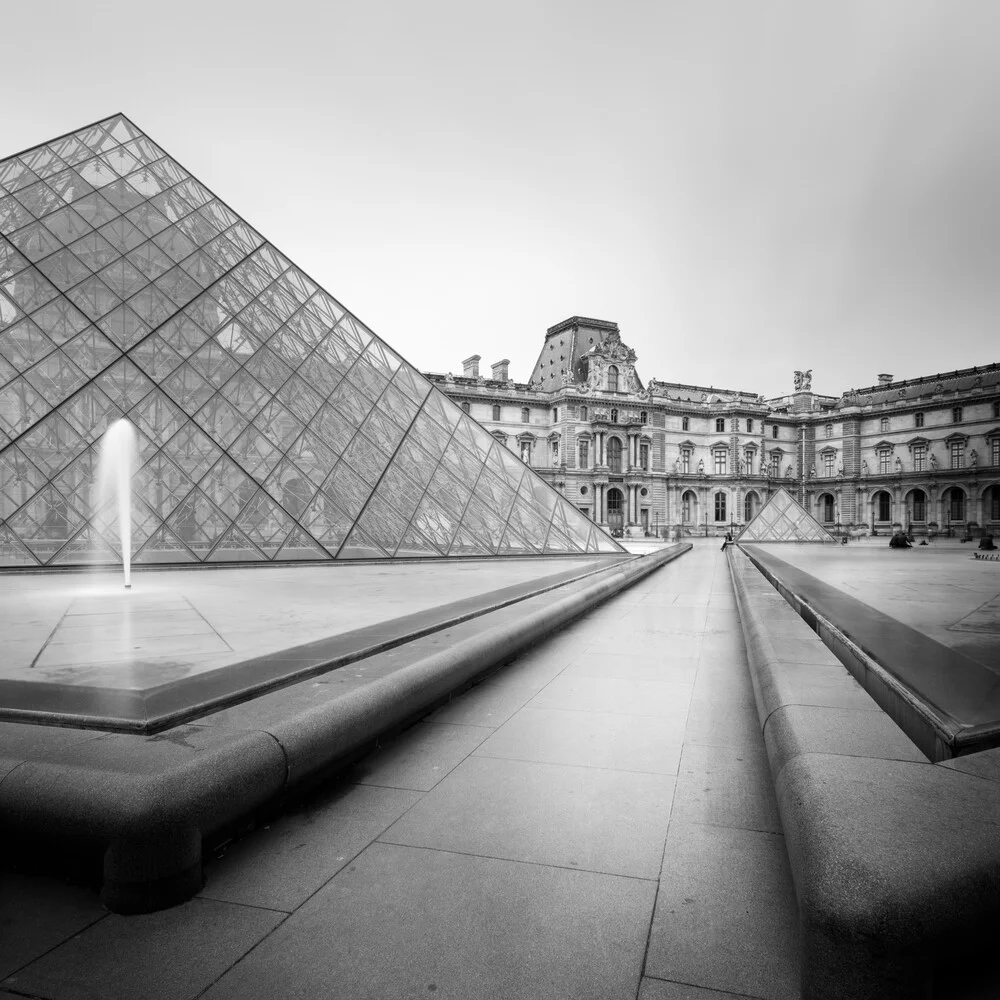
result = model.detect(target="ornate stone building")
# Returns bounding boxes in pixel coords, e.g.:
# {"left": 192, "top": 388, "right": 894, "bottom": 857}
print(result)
{"left": 426, "top": 316, "right": 1000, "bottom": 538}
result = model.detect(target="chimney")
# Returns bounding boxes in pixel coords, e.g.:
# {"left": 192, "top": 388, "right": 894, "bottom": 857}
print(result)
{"left": 462, "top": 354, "right": 481, "bottom": 379}
{"left": 877, "top": 373, "right": 893, "bottom": 385}
{"left": 491, "top": 359, "right": 510, "bottom": 381}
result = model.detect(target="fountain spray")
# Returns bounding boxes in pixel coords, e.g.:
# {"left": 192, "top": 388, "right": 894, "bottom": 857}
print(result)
{"left": 97, "top": 418, "right": 138, "bottom": 589}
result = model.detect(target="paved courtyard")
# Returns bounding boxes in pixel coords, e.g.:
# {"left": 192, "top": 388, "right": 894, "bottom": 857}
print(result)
{"left": 0, "top": 541, "right": 804, "bottom": 1000}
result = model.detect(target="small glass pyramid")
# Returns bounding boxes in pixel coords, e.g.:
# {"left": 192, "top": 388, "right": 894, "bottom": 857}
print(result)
{"left": 735, "top": 488, "right": 836, "bottom": 543}
{"left": 0, "top": 114, "right": 624, "bottom": 566}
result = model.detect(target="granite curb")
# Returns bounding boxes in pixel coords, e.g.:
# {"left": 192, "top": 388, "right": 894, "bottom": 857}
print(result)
{"left": 727, "top": 544, "right": 1000, "bottom": 1000}
{"left": 0, "top": 543, "right": 690, "bottom": 914}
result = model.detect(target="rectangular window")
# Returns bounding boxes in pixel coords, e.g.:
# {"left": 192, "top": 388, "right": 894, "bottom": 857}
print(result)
{"left": 682, "top": 449, "right": 691, "bottom": 474}
{"left": 492, "top": 404, "right": 501, "bottom": 421}
{"left": 772, "top": 425, "right": 779, "bottom": 439}
{"left": 994, "top": 401, "right": 1000, "bottom": 418}
{"left": 770, "top": 453, "right": 781, "bottom": 477}
{"left": 992, "top": 491, "right": 1000, "bottom": 521}
{"left": 825, "top": 423, "right": 833, "bottom": 438}
{"left": 552, "top": 408, "right": 558, "bottom": 421}
{"left": 682, "top": 416, "right": 689, "bottom": 431}
{"left": 913, "top": 445, "right": 926, "bottom": 472}
{"left": 714, "top": 492, "right": 727, "bottom": 521}
{"left": 714, "top": 450, "right": 726, "bottom": 476}
{"left": 951, "top": 441, "right": 964, "bottom": 468}
{"left": 913, "top": 495, "right": 926, "bottom": 521}
{"left": 747, "top": 418, "right": 754, "bottom": 433}
{"left": 640, "top": 443, "right": 649, "bottom": 470}
{"left": 915, "top": 412, "right": 924, "bottom": 428}
{"left": 878, "top": 451, "right": 890, "bottom": 474}
{"left": 952, "top": 406, "right": 963, "bottom": 423}
{"left": 880, "top": 417, "right": 889, "bottom": 432}
{"left": 823, "top": 454, "right": 834, "bottom": 477}
{"left": 715, "top": 417, "right": 725, "bottom": 433}
{"left": 992, "top": 439, "right": 1000, "bottom": 467}
{"left": 521, "top": 408, "right": 529, "bottom": 423}
{"left": 579, "top": 441, "right": 589, "bottom": 469}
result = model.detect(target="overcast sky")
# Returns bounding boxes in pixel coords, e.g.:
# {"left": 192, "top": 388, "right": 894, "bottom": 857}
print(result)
{"left": 5, "top": 0, "right": 1000, "bottom": 398}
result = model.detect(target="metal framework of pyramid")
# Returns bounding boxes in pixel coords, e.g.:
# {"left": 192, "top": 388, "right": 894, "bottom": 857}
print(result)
{"left": 735, "top": 488, "right": 836, "bottom": 543}
{"left": 0, "top": 114, "right": 624, "bottom": 567}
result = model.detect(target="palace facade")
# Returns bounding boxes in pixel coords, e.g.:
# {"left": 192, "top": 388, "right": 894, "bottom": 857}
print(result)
{"left": 426, "top": 316, "right": 1000, "bottom": 538}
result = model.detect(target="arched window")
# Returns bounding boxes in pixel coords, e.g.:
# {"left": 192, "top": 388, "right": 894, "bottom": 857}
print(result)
{"left": 946, "top": 488, "right": 965, "bottom": 521}
{"left": 714, "top": 491, "right": 727, "bottom": 521}
{"left": 607, "top": 365, "right": 619, "bottom": 392}
{"left": 876, "top": 491, "right": 891, "bottom": 522}
{"left": 492, "top": 404, "right": 501, "bottom": 420}
{"left": 610, "top": 408, "right": 618, "bottom": 423}
{"left": 682, "top": 491, "right": 694, "bottom": 523}
{"left": 744, "top": 491, "right": 758, "bottom": 521}
{"left": 607, "top": 437, "right": 623, "bottom": 473}
{"left": 909, "top": 489, "right": 926, "bottom": 522}
{"left": 821, "top": 494, "right": 834, "bottom": 523}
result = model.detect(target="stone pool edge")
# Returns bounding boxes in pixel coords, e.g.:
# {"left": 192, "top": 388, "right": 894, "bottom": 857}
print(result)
{"left": 728, "top": 543, "right": 1000, "bottom": 1000}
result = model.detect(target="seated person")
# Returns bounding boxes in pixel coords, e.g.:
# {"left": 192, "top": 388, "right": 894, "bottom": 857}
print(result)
{"left": 980, "top": 535, "right": 997, "bottom": 550}
{"left": 889, "top": 531, "right": 912, "bottom": 548}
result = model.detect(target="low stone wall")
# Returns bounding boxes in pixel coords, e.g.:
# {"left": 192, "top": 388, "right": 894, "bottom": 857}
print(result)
{"left": 728, "top": 544, "right": 1000, "bottom": 1000}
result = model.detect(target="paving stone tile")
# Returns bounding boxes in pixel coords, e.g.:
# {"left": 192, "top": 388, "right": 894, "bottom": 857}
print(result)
{"left": 200, "top": 782, "right": 422, "bottom": 911}
{"left": 529, "top": 674, "right": 693, "bottom": 721}
{"left": 647, "top": 823, "right": 799, "bottom": 1000}
{"left": 2, "top": 897, "right": 282, "bottom": 1000}
{"left": 684, "top": 696, "right": 763, "bottom": 750}
{"left": 562, "top": 651, "right": 699, "bottom": 683}
{"left": 475, "top": 705, "right": 683, "bottom": 774}
{"left": 691, "top": 666, "right": 756, "bottom": 706}
{"left": 639, "top": 977, "right": 763, "bottom": 999}
{"left": 351, "top": 720, "right": 493, "bottom": 790}
{"left": 201, "top": 843, "right": 655, "bottom": 1000}
{"left": 0, "top": 873, "right": 106, "bottom": 980}
{"left": 426, "top": 673, "right": 547, "bottom": 727}
{"left": 671, "top": 742, "right": 781, "bottom": 833}
{"left": 379, "top": 755, "right": 674, "bottom": 878}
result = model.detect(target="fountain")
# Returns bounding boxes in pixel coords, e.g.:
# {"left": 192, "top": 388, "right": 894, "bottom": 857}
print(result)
{"left": 96, "top": 418, "right": 138, "bottom": 589}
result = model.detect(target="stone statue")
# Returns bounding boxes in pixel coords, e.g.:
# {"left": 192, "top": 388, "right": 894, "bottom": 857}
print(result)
{"left": 809, "top": 465, "right": 816, "bottom": 479}
{"left": 785, "top": 465, "right": 793, "bottom": 479}
{"left": 929, "top": 452, "right": 938, "bottom": 470}
{"left": 837, "top": 462, "right": 844, "bottom": 478}
{"left": 894, "top": 456, "right": 902, "bottom": 473}
{"left": 737, "top": 458, "right": 744, "bottom": 475}
{"left": 861, "top": 460, "right": 869, "bottom": 476}
{"left": 697, "top": 458, "right": 705, "bottom": 474}
{"left": 673, "top": 457, "right": 680, "bottom": 473}
{"left": 970, "top": 449, "right": 978, "bottom": 467}
{"left": 793, "top": 370, "right": 813, "bottom": 391}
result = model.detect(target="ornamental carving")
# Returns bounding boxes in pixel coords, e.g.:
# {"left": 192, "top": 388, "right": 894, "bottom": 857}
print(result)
{"left": 793, "top": 369, "right": 813, "bottom": 391}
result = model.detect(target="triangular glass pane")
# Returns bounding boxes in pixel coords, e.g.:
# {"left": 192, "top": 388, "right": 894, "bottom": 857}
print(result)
{"left": 338, "top": 523, "right": 390, "bottom": 560}
{"left": 274, "top": 525, "right": 329, "bottom": 561}
{"left": 354, "top": 492, "right": 410, "bottom": 555}
{"left": 0, "top": 445, "right": 47, "bottom": 518}
{"left": 447, "top": 525, "right": 494, "bottom": 557}
{"left": 49, "top": 524, "right": 123, "bottom": 565}
{"left": 0, "top": 523, "right": 40, "bottom": 566}
{"left": 300, "top": 486, "right": 353, "bottom": 552}
{"left": 132, "top": 524, "right": 198, "bottom": 563}
{"left": 236, "top": 491, "right": 295, "bottom": 556}
{"left": 206, "top": 524, "right": 267, "bottom": 562}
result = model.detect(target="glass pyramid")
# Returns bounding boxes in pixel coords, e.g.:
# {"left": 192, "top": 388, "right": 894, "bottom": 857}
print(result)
{"left": 735, "top": 488, "right": 836, "bottom": 543}
{"left": 0, "top": 114, "right": 623, "bottom": 567}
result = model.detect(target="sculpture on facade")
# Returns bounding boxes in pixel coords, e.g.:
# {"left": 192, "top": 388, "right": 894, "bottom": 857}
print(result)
{"left": 785, "top": 465, "right": 793, "bottom": 479}
{"left": 673, "top": 457, "right": 680, "bottom": 473}
{"left": 970, "top": 449, "right": 978, "bottom": 467}
{"left": 698, "top": 458, "right": 705, "bottom": 474}
{"left": 894, "top": 456, "right": 903, "bottom": 473}
{"left": 929, "top": 452, "right": 938, "bottom": 470}
{"left": 837, "top": 462, "right": 844, "bottom": 478}
{"left": 861, "top": 460, "right": 869, "bottom": 476}
{"left": 809, "top": 465, "right": 816, "bottom": 479}
{"left": 793, "top": 370, "right": 813, "bottom": 391}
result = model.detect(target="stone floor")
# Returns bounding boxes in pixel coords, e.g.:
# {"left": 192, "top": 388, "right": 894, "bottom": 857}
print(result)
{"left": 0, "top": 540, "right": 803, "bottom": 1000}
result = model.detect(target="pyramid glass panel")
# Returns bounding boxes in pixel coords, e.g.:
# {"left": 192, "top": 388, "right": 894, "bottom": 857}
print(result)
{"left": 0, "top": 115, "right": 624, "bottom": 566}
{"left": 735, "top": 488, "right": 837, "bottom": 543}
